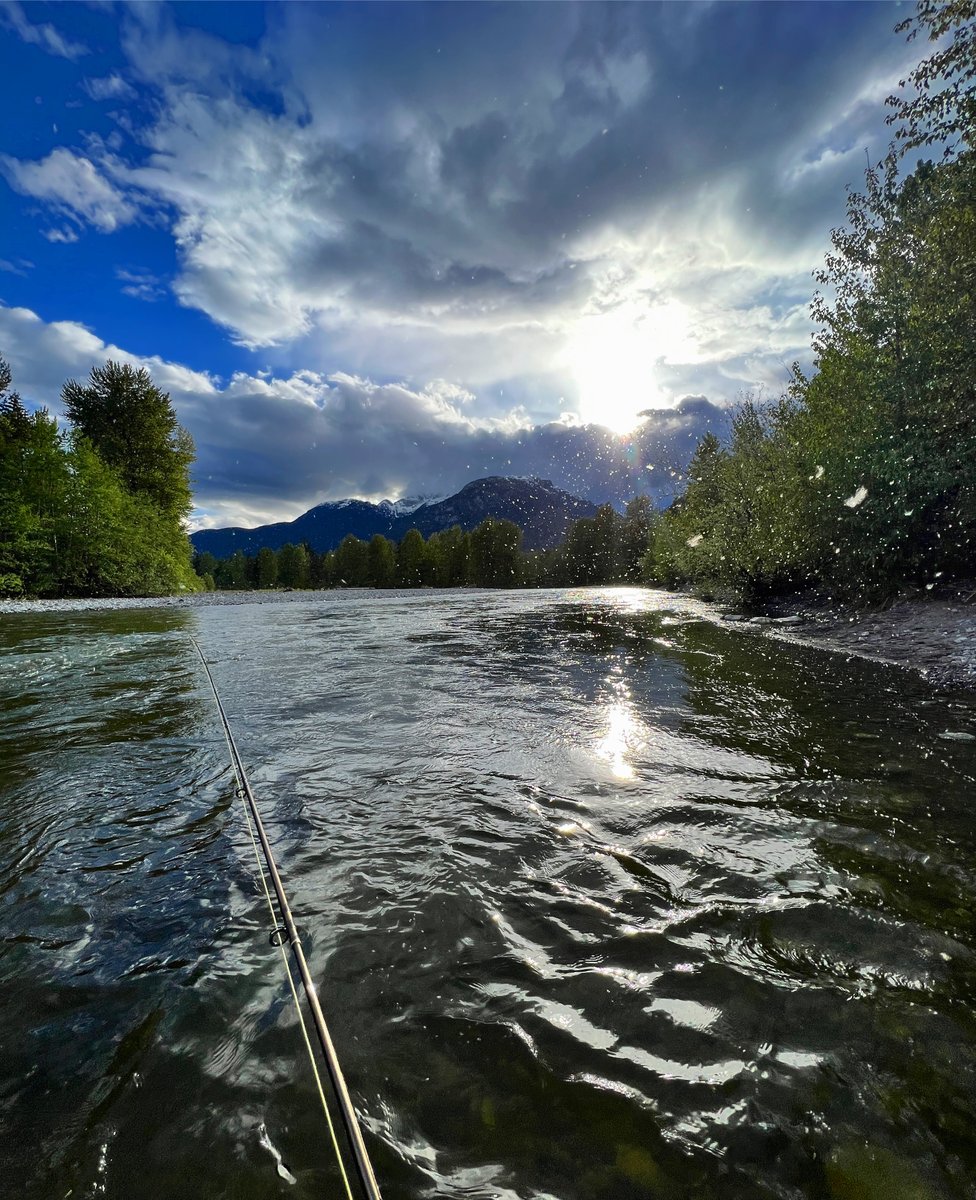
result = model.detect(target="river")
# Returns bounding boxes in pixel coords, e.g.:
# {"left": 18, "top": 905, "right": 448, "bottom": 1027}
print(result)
{"left": 2, "top": 587, "right": 975, "bottom": 1199}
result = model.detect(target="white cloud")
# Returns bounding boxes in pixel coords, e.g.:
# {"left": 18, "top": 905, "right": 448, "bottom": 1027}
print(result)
{"left": 0, "top": 303, "right": 727, "bottom": 529}
{"left": 83, "top": 74, "right": 136, "bottom": 102}
{"left": 109, "top": 8, "right": 904, "bottom": 404}
{"left": 43, "top": 227, "right": 79, "bottom": 244}
{"left": 84, "top": 78, "right": 816, "bottom": 428}
{"left": 0, "top": 303, "right": 216, "bottom": 404}
{"left": 1, "top": 148, "right": 139, "bottom": 233}
{"left": 115, "top": 267, "right": 166, "bottom": 302}
{"left": 0, "top": 0, "right": 87, "bottom": 60}
{"left": 0, "top": 3, "right": 916, "bottom": 438}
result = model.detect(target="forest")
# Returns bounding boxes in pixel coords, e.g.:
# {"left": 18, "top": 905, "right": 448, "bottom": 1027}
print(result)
{"left": 192, "top": 497, "right": 655, "bottom": 592}
{"left": 2, "top": 2, "right": 972, "bottom": 605}
{"left": 0, "top": 360, "right": 199, "bottom": 597}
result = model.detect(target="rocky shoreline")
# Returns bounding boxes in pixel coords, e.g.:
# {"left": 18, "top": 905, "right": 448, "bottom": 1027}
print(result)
{"left": 2, "top": 586, "right": 974, "bottom": 691}
{"left": 723, "top": 593, "right": 976, "bottom": 692}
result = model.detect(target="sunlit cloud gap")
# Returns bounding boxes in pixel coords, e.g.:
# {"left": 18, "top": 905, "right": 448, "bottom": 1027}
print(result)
{"left": 0, "top": 0, "right": 918, "bottom": 523}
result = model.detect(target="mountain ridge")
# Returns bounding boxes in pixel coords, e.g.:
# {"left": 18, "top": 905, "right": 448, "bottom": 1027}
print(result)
{"left": 191, "top": 476, "right": 600, "bottom": 557}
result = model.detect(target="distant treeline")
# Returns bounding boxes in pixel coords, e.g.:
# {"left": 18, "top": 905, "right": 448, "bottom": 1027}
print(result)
{"left": 0, "top": 359, "right": 199, "bottom": 597}
{"left": 193, "top": 497, "right": 656, "bottom": 591}
{"left": 650, "top": 1, "right": 976, "bottom": 604}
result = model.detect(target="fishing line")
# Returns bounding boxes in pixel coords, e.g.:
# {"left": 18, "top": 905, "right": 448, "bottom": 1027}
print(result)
{"left": 190, "top": 637, "right": 382, "bottom": 1200}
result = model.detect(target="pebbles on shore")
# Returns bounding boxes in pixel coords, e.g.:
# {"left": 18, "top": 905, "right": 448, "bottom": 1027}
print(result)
{"left": 0, "top": 589, "right": 338, "bottom": 615}
{"left": 760, "top": 598, "right": 976, "bottom": 692}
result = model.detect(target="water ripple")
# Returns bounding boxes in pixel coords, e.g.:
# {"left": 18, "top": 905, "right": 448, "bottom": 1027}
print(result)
{"left": 2, "top": 591, "right": 976, "bottom": 1197}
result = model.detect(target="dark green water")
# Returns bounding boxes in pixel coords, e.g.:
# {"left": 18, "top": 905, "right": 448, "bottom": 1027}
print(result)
{"left": 2, "top": 588, "right": 976, "bottom": 1199}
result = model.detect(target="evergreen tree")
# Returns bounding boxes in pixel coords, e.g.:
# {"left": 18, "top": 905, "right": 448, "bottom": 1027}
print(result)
{"left": 470, "top": 518, "right": 522, "bottom": 586}
{"left": 562, "top": 517, "right": 600, "bottom": 584}
{"left": 307, "top": 548, "right": 327, "bottom": 588}
{"left": 0, "top": 393, "right": 64, "bottom": 594}
{"left": 619, "top": 496, "right": 657, "bottom": 581}
{"left": 335, "top": 534, "right": 369, "bottom": 585}
{"left": 0, "top": 358, "right": 29, "bottom": 437}
{"left": 366, "top": 534, "right": 396, "bottom": 588}
{"left": 319, "top": 551, "right": 338, "bottom": 588}
{"left": 426, "top": 525, "right": 472, "bottom": 586}
{"left": 194, "top": 550, "right": 218, "bottom": 580}
{"left": 255, "top": 546, "right": 278, "bottom": 589}
{"left": 278, "top": 542, "right": 311, "bottom": 588}
{"left": 61, "top": 362, "right": 194, "bottom": 520}
{"left": 0, "top": 359, "right": 41, "bottom": 592}
{"left": 591, "top": 504, "right": 621, "bottom": 582}
{"left": 396, "top": 528, "right": 430, "bottom": 587}
{"left": 216, "top": 550, "right": 249, "bottom": 589}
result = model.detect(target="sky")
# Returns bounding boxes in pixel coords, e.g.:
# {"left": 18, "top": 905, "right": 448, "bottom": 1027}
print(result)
{"left": 0, "top": 0, "right": 920, "bottom": 530}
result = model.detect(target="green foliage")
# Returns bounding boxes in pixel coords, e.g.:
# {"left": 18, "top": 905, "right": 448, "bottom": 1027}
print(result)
{"left": 205, "top": 502, "right": 663, "bottom": 596}
{"left": 336, "top": 533, "right": 369, "bottom": 586}
{"left": 278, "top": 542, "right": 310, "bottom": 588}
{"left": 0, "top": 397, "right": 61, "bottom": 590}
{"left": 887, "top": 0, "right": 976, "bottom": 155}
{"left": 61, "top": 361, "right": 193, "bottom": 520}
{"left": 551, "top": 498, "right": 658, "bottom": 586}
{"left": 53, "top": 436, "right": 199, "bottom": 596}
{"left": 215, "top": 549, "right": 248, "bottom": 589}
{"left": 366, "top": 534, "right": 396, "bottom": 588}
{"left": 319, "top": 550, "right": 338, "bottom": 588}
{"left": 396, "top": 528, "right": 432, "bottom": 587}
{"left": 618, "top": 496, "right": 657, "bottom": 581}
{"left": 651, "top": 400, "right": 818, "bottom": 600}
{"left": 426, "top": 525, "right": 471, "bottom": 586}
{"left": 650, "top": 1, "right": 976, "bottom": 604}
{"left": 0, "top": 355, "right": 200, "bottom": 597}
{"left": 255, "top": 546, "right": 279, "bottom": 589}
{"left": 470, "top": 518, "right": 522, "bottom": 586}
{"left": 194, "top": 550, "right": 218, "bottom": 579}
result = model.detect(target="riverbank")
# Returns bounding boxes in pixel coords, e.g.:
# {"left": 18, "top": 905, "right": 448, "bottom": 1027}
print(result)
{"left": 0, "top": 589, "right": 328, "bottom": 614}
{"left": 761, "top": 594, "right": 976, "bottom": 692}
{"left": 3, "top": 585, "right": 974, "bottom": 690}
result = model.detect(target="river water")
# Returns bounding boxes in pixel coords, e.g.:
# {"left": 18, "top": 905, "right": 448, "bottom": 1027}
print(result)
{"left": 2, "top": 588, "right": 976, "bottom": 1200}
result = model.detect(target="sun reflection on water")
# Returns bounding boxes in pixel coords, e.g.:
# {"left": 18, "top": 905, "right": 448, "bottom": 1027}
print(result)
{"left": 594, "top": 671, "right": 651, "bottom": 780}
{"left": 597, "top": 701, "right": 638, "bottom": 779}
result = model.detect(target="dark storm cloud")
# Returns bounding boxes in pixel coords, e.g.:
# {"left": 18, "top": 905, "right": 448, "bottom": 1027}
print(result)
{"left": 181, "top": 377, "right": 729, "bottom": 521}
{"left": 0, "top": 303, "right": 727, "bottom": 528}
{"left": 70, "top": 0, "right": 905, "bottom": 360}
{"left": 0, "top": 2, "right": 924, "bottom": 525}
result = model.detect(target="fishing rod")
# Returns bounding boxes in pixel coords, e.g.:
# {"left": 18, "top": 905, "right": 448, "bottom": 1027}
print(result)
{"left": 190, "top": 637, "right": 382, "bottom": 1200}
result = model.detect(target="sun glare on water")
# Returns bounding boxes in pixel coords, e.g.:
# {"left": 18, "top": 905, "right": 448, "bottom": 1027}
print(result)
{"left": 566, "top": 302, "right": 695, "bottom": 434}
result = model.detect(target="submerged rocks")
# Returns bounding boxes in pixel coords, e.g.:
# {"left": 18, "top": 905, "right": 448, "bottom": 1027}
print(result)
{"left": 722, "top": 612, "right": 805, "bottom": 627}
{"left": 755, "top": 598, "right": 976, "bottom": 690}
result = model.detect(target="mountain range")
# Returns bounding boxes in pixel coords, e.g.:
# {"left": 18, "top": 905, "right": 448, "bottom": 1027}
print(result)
{"left": 190, "top": 476, "right": 600, "bottom": 558}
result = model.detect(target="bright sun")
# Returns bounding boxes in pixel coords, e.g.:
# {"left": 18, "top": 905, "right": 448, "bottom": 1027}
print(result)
{"left": 565, "top": 302, "right": 695, "bottom": 434}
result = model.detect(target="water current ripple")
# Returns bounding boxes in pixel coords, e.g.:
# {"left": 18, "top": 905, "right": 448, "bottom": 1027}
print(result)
{"left": 2, "top": 590, "right": 976, "bottom": 1199}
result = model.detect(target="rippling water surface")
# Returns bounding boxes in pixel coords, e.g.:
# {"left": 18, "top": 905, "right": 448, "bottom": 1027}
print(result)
{"left": 2, "top": 588, "right": 976, "bottom": 1199}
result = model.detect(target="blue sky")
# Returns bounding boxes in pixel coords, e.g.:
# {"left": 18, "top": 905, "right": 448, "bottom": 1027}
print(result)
{"left": 0, "top": 1, "right": 919, "bottom": 529}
